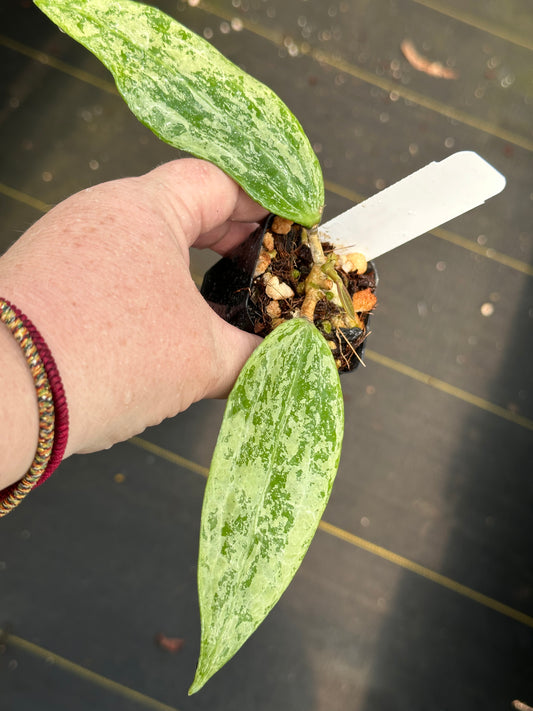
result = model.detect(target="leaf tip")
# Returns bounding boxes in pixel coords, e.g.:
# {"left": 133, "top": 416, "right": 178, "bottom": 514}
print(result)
{"left": 188, "top": 667, "right": 210, "bottom": 695}
{"left": 187, "top": 681, "right": 201, "bottom": 696}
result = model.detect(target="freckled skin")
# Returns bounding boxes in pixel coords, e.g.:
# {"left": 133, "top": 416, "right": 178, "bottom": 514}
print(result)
{"left": 0, "top": 157, "right": 268, "bottom": 485}
{"left": 191, "top": 319, "right": 344, "bottom": 693}
{"left": 35, "top": 0, "right": 324, "bottom": 226}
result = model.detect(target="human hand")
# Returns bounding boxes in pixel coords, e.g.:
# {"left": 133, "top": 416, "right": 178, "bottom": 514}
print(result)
{"left": 0, "top": 158, "right": 268, "bottom": 484}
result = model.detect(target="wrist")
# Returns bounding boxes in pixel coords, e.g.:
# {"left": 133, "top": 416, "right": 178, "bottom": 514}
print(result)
{"left": 0, "top": 318, "right": 39, "bottom": 487}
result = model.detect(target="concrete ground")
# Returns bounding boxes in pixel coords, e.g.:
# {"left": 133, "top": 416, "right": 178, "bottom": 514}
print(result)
{"left": 1, "top": 0, "right": 532, "bottom": 709}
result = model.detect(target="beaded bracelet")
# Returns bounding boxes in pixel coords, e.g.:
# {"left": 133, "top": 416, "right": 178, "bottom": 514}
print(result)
{"left": 0, "top": 298, "right": 69, "bottom": 516}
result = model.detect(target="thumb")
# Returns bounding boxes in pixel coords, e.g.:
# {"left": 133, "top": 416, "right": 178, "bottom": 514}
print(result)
{"left": 144, "top": 157, "right": 268, "bottom": 250}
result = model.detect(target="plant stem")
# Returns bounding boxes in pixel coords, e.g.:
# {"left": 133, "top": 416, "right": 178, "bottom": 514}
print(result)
{"left": 321, "top": 256, "right": 356, "bottom": 321}
{"left": 301, "top": 264, "right": 331, "bottom": 322}
{"left": 301, "top": 227, "right": 358, "bottom": 328}
{"left": 307, "top": 227, "right": 326, "bottom": 266}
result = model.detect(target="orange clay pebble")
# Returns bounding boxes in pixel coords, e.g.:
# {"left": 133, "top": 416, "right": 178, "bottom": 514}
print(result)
{"left": 271, "top": 216, "right": 293, "bottom": 235}
{"left": 262, "top": 231, "right": 275, "bottom": 251}
{"left": 337, "top": 252, "right": 368, "bottom": 274}
{"left": 352, "top": 288, "right": 377, "bottom": 313}
{"left": 254, "top": 249, "right": 271, "bottom": 277}
{"left": 266, "top": 300, "right": 281, "bottom": 319}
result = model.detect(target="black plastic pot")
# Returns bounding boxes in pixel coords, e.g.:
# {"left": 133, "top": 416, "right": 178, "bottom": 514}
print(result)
{"left": 201, "top": 215, "right": 378, "bottom": 372}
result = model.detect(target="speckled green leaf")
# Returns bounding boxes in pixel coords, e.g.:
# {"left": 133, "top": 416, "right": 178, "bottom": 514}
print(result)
{"left": 190, "top": 318, "right": 343, "bottom": 693}
{"left": 34, "top": 0, "right": 324, "bottom": 226}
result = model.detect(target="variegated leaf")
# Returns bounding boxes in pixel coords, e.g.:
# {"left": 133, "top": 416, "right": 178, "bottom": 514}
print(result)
{"left": 190, "top": 318, "right": 344, "bottom": 693}
{"left": 34, "top": 0, "right": 324, "bottom": 227}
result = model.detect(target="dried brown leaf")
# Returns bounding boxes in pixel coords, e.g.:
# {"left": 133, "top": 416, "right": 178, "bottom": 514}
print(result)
{"left": 401, "top": 39, "right": 458, "bottom": 79}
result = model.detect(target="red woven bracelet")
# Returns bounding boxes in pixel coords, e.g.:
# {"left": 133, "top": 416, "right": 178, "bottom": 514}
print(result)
{"left": 16, "top": 306, "right": 69, "bottom": 486}
{"left": 0, "top": 298, "right": 69, "bottom": 511}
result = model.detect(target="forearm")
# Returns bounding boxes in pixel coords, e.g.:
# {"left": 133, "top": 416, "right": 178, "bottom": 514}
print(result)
{"left": 0, "top": 188, "right": 195, "bottom": 465}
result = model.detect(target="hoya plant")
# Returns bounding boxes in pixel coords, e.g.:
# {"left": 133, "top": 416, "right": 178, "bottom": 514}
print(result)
{"left": 35, "top": 0, "right": 374, "bottom": 693}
